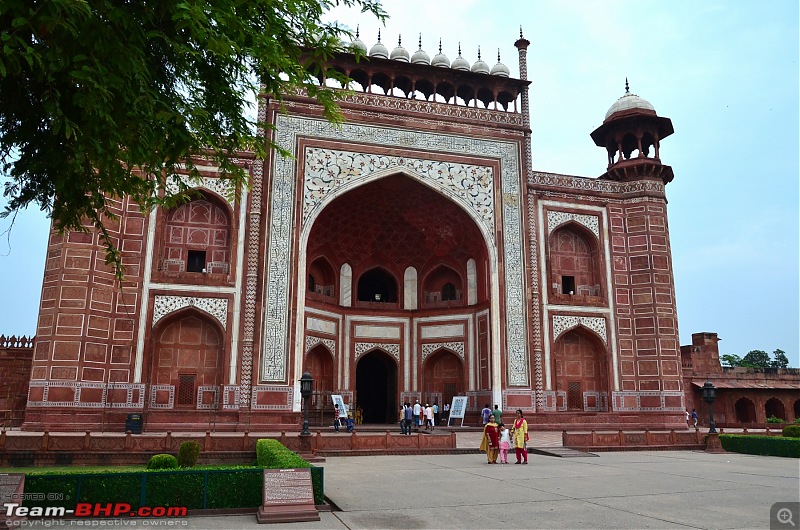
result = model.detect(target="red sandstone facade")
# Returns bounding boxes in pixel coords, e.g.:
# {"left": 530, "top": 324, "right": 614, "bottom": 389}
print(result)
{"left": 19, "top": 33, "right": 697, "bottom": 432}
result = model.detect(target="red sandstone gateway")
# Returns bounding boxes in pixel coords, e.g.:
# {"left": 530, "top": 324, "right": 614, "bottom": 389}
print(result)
{"left": 7, "top": 30, "right": 797, "bottom": 435}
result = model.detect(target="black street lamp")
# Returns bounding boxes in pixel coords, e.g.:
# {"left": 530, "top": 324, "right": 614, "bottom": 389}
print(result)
{"left": 701, "top": 380, "right": 717, "bottom": 434}
{"left": 299, "top": 371, "right": 313, "bottom": 436}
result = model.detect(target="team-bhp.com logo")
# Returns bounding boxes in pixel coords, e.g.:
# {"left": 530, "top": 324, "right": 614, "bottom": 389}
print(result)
{"left": 4, "top": 502, "right": 187, "bottom": 518}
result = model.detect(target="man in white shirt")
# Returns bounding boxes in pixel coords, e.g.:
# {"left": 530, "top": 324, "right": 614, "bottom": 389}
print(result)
{"left": 413, "top": 400, "right": 422, "bottom": 431}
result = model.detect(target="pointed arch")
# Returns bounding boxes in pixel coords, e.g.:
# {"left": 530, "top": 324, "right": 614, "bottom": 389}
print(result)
{"left": 552, "top": 328, "right": 610, "bottom": 412}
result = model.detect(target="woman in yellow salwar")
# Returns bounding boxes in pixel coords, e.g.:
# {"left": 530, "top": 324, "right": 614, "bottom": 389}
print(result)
{"left": 511, "top": 409, "right": 528, "bottom": 464}
{"left": 479, "top": 415, "right": 500, "bottom": 463}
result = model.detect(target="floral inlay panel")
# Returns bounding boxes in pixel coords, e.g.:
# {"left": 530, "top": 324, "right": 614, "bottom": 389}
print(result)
{"left": 152, "top": 295, "right": 228, "bottom": 330}
{"left": 547, "top": 211, "right": 600, "bottom": 240}
{"left": 552, "top": 315, "right": 607, "bottom": 344}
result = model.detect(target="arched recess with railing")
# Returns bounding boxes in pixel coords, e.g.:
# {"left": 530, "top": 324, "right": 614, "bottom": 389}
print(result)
{"left": 552, "top": 327, "right": 610, "bottom": 411}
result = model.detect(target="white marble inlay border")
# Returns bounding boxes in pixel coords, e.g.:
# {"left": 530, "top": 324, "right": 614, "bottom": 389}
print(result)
{"left": 305, "top": 336, "right": 336, "bottom": 355}
{"left": 263, "top": 115, "right": 528, "bottom": 387}
{"left": 152, "top": 295, "right": 228, "bottom": 330}
{"left": 165, "top": 174, "right": 236, "bottom": 207}
{"left": 547, "top": 211, "right": 599, "bottom": 239}
{"left": 552, "top": 315, "right": 607, "bottom": 344}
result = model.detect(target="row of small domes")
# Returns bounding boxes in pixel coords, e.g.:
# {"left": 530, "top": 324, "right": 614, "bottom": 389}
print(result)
{"left": 350, "top": 29, "right": 510, "bottom": 77}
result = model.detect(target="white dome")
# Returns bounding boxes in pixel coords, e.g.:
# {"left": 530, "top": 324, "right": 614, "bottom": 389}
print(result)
{"left": 410, "top": 36, "right": 430, "bottom": 65}
{"left": 604, "top": 83, "right": 656, "bottom": 119}
{"left": 451, "top": 44, "right": 470, "bottom": 71}
{"left": 390, "top": 36, "right": 410, "bottom": 62}
{"left": 369, "top": 30, "right": 388, "bottom": 59}
{"left": 490, "top": 50, "right": 509, "bottom": 77}
{"left": 350, "top": 26, "right": 367, "bottom": 54}
{"left": 471, "top": 47, "right": 490, "bottom": 75}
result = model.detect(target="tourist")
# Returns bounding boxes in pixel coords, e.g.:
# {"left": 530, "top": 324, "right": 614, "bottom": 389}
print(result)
{"left": 498, "top": 423, "right": 511, "bottom": 464}
{"left": 511, "top": 409, "right": 528, "bottom": 464}
{"left": 481, "top": 403, "right": 492, "bottom": 426}
{"left": 403, "top": 402, "right": 414, "bottom": 435}
{"left": 433, "top": 402, "right": 439, "bottom": 426}
{"left": 691, "top": 408, "right": 698, "bottom": 428}
{"left": 480, "top": 415, "right": 500, "bottom": 464}
{"left": 333, "top": 404, "right": 341, "bottom": 432}
{"left": 413, "top": 400, "right": 422, "bottom": 431}
{"left": 399, "top": 405, "right": 406, "bottom": 434}
{"left": 425, "top": 403, "right": 434, "bottom": 431}
{"left": 685, "top": 409, "right": 691, "bottom": 428}
{"left": 491, "top": 404, "right": 502, "bottom": 425}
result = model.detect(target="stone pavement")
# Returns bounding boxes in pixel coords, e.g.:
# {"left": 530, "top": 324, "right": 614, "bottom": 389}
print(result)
{"left": 13, "top": 447, "right": 800, "bottom": 529}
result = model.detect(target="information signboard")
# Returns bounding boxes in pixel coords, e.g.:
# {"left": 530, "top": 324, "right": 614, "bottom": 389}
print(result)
{"left": 448, "top": 396, "right": 469, "bottom": 426}
{"left": 331, "top": 394, "right": 348, "bottom": 418}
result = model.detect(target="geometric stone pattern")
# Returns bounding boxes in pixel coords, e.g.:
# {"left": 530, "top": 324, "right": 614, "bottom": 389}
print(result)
{"left": 262, "top": 114, "right": 528, "bottom": 386}
{"left": 304, "top": 148, "right": 494, "bottom": 231}
{"left": 152, "top": 295, "right": 228, "bottom": 330}
{"left": 354, "top": 342, "right": 400, "bottom": 362}
{"left": 547, "top": 210, "right": 599, "bottom": 239}
{"left": 305, "top": 336, "right": 336, "bottom": 355}
{"left": 552, "top": 315, "right": 607, "bottom": 345}
{"left": 421, "top": 342, "right": 465, "bottom": 362}
{"left": 250, "top": 385, "right": 293, "bottom": 410}
{"left": 529, "top": 171, "right": 665, "bottom": 195}
{"left": 165, "top": 174, "right": 236, "bottom": 207}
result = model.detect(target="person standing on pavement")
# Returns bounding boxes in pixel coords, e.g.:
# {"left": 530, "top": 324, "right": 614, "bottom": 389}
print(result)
{"left": 691, "top": 408, "right": 698, "bottom": 428}
{"left": 413, "top": 400, "right": 422, "bottom": 431}
{"left": 685, "top": 409, "right": 691, "bottom": 428}
{"left": 498, "top": 423, "right": 511, "bottom": 464}
{"left": 425, "top": 403, "right": 434, "bottom": 431}
{"left": 491, "top": 404, "right": 502, "bottom": 425}
{"left": 433, "top": 402, "right": 439, "bottom": 426}
{"left": 511, "top": 409, "right": 528, "bottom": 464}
{"left": 480, "top": 415, "right": 500, "bottom": 463}
{"left": 481, "top": 403, "right": 492, "bottom": 426}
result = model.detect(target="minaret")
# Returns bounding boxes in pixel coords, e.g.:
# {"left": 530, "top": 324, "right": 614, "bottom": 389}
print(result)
{"left": 590, "top": 80, "right": 675, "bottom": 183}
{"left": 514, "top": 27, "right": 532, "bottom": 177}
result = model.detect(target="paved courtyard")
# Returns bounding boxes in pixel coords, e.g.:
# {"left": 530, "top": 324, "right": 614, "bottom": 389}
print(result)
{"left": 182, "top": 449, "right": 798, "bottom": 529}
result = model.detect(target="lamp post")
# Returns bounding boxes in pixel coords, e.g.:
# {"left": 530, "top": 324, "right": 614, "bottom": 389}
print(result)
{"left": 299, "top": 371, "right": 313, "bottom": 436}
{"left": 701, "top": 380, "right": 717, "bottom": 433}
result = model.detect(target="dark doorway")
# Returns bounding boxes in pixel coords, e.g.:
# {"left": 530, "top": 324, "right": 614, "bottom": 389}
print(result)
{"left": 357, "top": 268, "right": 397, "bottom": 303}
{"left": 735, "top": 397, "right": 756, "bottom": 423}
{"left": 356, "top": 350, "right": 397, "bottom": 423}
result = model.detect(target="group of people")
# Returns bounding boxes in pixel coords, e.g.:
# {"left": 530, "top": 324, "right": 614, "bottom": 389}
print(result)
{"left": 686, "top": 408, "right": 698, "bottom": 428}
{"left": 332, "top": 404, "right": 355, "bottom": 432}
{"left": 480, "top": 405, "right": 529, "bottom": 464}
{"left": 400, "top": 400, "right": 439, "bottom": 434}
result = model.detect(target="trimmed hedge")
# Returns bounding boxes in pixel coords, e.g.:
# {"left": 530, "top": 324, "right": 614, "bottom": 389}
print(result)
{"left": 22, "top": 440, "right": 325, "bottom": 510}
{"left": 719, "top": 434, "right": 800, "bottom": 458}
{"left": 178, "top": 440, "right": 201, "bottom": 468}
{"left": 782, "top": 425, "right": 800, "bottom": 438}
{"left": 147, "top": 454, "right": 178, "bottom": 470}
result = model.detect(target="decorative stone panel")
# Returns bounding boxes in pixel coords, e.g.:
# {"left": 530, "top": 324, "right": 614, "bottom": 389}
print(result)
{"left": 149, "top": 384, "right": 175, "bottom": 409}
{"left": 552, "top": 315, "right": 607, "bottom": 344}
{"left": 166, "top": 174, "right": 236, "bottom": 207}
{"left": 421, "top": 342, "right": 465, "bottom": 362}
{"left": 547, "top": 211, "right": 599, "bottom": 239}
{"left": 354, "top": 342, "right": 400, "bottom": 362}
{"left": 152, "top": 296, "right": 228, "bottom": 330}
{"left": 305, "top": 336, "right": 336, "bottom": 355}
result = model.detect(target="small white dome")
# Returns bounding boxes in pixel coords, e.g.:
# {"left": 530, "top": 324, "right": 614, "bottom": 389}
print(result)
{"left": 350, "top": 26, "right": 367, "bottom": 54}
{"left": 369, "top": 30, "right": 388, "bottom": 59}
{"left": 390, "top": 35, "right": 410, "bottom": 62}
{"left": 451, "top": 44, "right": 470, "bottom": 71}
{"left": 431, "top": 39, "right": 450, "bottom": 68}
{"left": 471, "top": 47, "right": 489, "bottom": 75}
{"left": 410, "top": 35, "right": 430, "bottom": 65}
{"left": 604, "top": 81, "right": 656, "bottom": 120}
{"left": 490, "top": 49, "right": 509, "bottom": 77}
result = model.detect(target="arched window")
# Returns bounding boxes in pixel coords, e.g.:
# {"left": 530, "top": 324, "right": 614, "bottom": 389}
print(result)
{"left": 161, "top": 196, "right": 231, "bottom": 274}
{"left": 442, "top": 283, "right": 457, "bottom": 301}
{"left": 357, "top": 268, "right": 397, "bottom": 303}
{"left": 548, "top": 224, "right": 602, "bottom": 299}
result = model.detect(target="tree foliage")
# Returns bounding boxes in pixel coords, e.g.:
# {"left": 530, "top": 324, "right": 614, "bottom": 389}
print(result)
{"left": 722, "top": 349, "right": 792, "bottom": 368}
{"left": 0, "top": 0, "right": 385, "bottom": 276}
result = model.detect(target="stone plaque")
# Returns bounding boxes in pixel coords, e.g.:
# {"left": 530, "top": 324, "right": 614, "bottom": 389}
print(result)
{"left": 256, "top": 468, "right": 319, "bottom": 524}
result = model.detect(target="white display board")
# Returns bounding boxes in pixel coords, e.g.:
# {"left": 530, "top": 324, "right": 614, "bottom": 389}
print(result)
{"left": 331, "top": 395, "right": 349, "bottom": 418}
{"left": 447, "top": 396, "right": 469, "bottom": 427}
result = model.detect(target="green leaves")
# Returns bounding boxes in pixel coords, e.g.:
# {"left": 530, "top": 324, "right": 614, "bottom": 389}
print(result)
{"left": 0, "top": 0, "right": 386, "bottom": 276}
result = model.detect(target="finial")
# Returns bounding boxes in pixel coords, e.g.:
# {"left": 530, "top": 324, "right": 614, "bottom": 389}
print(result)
{"left": 477, "top": 45, "right": 482, "bottom": 61}
{"left": 398, "top": 34, "right": 402, "bottom": 47}
{"left": 438, "top": 38, "right": 442, "bottom": 54}
{"left": 356, "top": 25, "right": 360, "bottom": 39}
{"left": 520, "top": 26, "right": 524, "bottom": 39}
{"left": 377, "top": 29, "right": 381, "bottom": 42}
{"left": 418, "top": 33, "right": 422, "bottom": 49}
{"left": 625, "top": 77, "right": 630, "bottom": 94}
{"left": 497, "top": 49, "right": 501, "bottom": 63}
{"left": 458, "top": 42, "right": 462, "bottom": 56}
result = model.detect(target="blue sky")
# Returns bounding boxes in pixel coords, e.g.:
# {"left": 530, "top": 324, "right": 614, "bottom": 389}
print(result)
{"left": 0, "top": 1, "right": 797, "bottom": 366}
